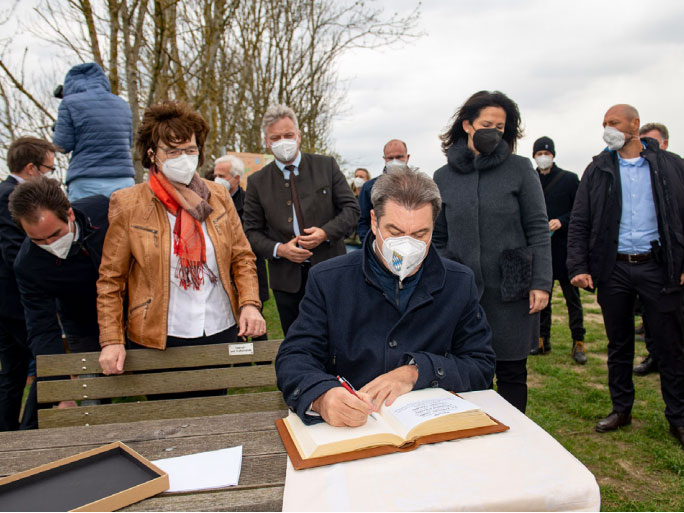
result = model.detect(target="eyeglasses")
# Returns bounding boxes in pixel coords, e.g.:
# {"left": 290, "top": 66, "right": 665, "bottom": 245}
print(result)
{"left": 158, "top": 146, "right": 200, "bottom": 158}
{"left": 35, "top": 162, "right": 57, "bottom": 172}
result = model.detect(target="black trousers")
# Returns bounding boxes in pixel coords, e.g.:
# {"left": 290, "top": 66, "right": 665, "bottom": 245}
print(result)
{"left": 495, "top": 358, "right": 528, "bottom": 413}
{"left": 0, "top": 316, "right": 36, "bottom": 431}
{"left": 272, "top": 264, "right": 310, "bottom": 337}
{"left": 540, "top": 279, "right": 585, "bottom": 341}
{"left": 597, "top": 259, "right": 684, "bottom": 426}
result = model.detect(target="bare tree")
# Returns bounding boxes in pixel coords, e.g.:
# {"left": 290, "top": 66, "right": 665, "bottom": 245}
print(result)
{"left": 0, "top": 0, "right": 420, "bottom": 179}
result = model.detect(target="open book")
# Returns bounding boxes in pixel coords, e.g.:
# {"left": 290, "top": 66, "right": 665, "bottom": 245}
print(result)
{"left": 277, "top": 388, "right": 508, "bottom": 469}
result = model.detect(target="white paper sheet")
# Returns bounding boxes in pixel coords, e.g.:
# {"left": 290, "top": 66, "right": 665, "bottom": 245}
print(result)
{"left": 152, "top": 445, "right": 242, "bottom": 493}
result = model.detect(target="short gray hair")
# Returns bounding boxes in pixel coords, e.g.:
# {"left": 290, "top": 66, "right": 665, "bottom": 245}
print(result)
{"left": 262, "top": 104, "right": 299, "bottom": 137}
{"left": 214, "top": 154, "right": 245, "bottom": 176}
{"left": 371, "top": 165, "right": 442, "bottom": 222}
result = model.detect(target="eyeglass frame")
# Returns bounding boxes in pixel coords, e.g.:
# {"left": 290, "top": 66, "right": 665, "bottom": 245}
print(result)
{"left": 157, "top": 145, "right": 200, "bottom": 159}
{"left": 34, "top": 162, "right": 57, "bottom": 173}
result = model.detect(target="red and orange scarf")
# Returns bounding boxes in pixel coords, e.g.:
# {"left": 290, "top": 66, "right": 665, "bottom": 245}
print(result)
{"left": 148, "top": 168, "right": 217, "bottom": 290}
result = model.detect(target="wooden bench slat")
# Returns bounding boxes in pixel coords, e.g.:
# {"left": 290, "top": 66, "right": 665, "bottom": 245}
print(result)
{"left": 37, "top": 365, "right": 278, "bottom": 403}
{"left": 36, "top": 341, "right": 283, "bottom": 377}
{"left": 37, "top": 391, "right": 288, "bottom": 428}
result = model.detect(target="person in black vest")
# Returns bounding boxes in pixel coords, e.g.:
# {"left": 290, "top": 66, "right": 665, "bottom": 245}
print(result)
{"left": 10, "top": 177, "right": 109, "bottom": 410}
{"left": 0, "top": 137, "right": 57, "bottom": 431}
{"left": 530, "top": 137, "right": 586, "bottom": 363}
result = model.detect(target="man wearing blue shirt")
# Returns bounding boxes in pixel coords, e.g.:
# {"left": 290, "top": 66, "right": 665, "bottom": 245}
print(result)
{"left": 567, "top": 104, "right": 684, "bottom": 448}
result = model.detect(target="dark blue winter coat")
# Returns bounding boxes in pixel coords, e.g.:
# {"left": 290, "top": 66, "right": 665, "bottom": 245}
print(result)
{"left": 275, "top": 235, "right": 496, "bottom": 424}
{"left": 53, "top": 62, "right": 134, "bottom": 184}
{"left": 14, "top": 195, "right": 109, "bottom": 356}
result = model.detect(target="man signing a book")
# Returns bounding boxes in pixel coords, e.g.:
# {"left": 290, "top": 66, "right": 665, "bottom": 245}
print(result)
{"left": 276, "top": 165, "right": 496, "bottom": 426}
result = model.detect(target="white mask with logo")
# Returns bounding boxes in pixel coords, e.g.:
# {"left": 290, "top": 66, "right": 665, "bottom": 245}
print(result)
{"left": 603, "top": 126, "right": 627, "bottom": 151}
{"left": 271, "top": 138, "right": 298, "bottom": 163}
{"left": 38, "top": 220, "right": 74, "bottom": 259}
{"left": 353, "top": 176, "right": 366, "bottom": 188}
{"left": 374, "top": 224, "right": 429, "bottom": 281}
{"left": 161, "top": 154, "right": 198, "bottom": 185}
{"left": 534, "top": 155, "right": 553, "bottom": 170}
{"left": 215, "top": 177, "right": 231, "bottom": 190}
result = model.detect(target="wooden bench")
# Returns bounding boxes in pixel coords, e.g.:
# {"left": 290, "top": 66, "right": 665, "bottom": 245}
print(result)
{"left": 35, "top": 340, "right": 287, "bottom": 428}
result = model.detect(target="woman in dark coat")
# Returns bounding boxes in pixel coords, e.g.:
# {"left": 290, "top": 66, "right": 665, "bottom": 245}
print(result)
{"left": 433, "top": 90, "right": 552, "bottom": 412}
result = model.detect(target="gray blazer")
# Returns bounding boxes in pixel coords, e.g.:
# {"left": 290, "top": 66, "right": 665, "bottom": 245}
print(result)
{"left": 243, "top": 152, "right": 359, "bottom": 293}
{"left": 433, "top": 140, "right": 552, "bottom": 361}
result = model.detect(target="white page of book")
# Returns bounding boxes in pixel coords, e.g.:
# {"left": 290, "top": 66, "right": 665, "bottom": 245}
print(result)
{"left": 290, "top": 410, "right": 399, "bottom": 447}
{"left": 152, "top": 445, "right": 242, "bottom": 493}
{"left": 381, "top": 388, "right": 480, "bottom": 439}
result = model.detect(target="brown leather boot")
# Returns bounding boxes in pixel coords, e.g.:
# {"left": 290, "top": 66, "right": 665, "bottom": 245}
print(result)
{"left": 530, "top": 336, "right": 551, "bottom": 355}
{"left": 572, "top": 341, "right": 587, "bottom": 364}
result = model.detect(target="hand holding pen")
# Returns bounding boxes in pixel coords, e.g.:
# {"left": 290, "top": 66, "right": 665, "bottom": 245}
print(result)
{"left": 337, "top": 375, "right": 379, "bottom": 421}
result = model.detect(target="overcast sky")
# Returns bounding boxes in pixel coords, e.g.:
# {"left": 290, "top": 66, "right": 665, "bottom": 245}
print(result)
{"left": 4, "top": 0, "right": 684, "bottom": 180}
{"left": 333, "top": 0, "right": 684, "bottom": 178}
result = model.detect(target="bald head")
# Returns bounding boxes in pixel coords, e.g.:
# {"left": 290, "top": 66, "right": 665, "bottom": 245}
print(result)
{"left": 603, "top": 104, "right": 641, "bottom": 140}
{"left": 606, "top": 104, "right": 640, "bottom": 123}
{"left": 383, "top": 139, "right": 409, "bottom": 164}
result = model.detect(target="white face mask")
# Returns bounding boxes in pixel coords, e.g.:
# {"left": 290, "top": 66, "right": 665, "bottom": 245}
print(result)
{"left": 270, "top": 138, "right": 299, "bottom": 163}
{"left": 37, "top": 220, "right": 74, "bottom": 259}
{"left": 374, "top": 224, "right": 429, "bottom": 281}
{"left": 161, "top": 154, "right": 198, "bottom": 185}
{"left": 353, "top": 176, "right": 366, "bottom": 188}
{"left": 603, "top": 126, "right": 627, "bottom": 151}
{"left": 215, "top": 177, "right": 231, "bottom": 190}
{"left": 534, "top": 155, "right": 554, "bottom": 170}
{"left": 385, "top": 159, "right": 406, "bottom": 172}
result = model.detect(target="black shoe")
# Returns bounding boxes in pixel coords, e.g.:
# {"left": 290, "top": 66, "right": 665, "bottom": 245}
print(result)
{"left": 633, "top": 354, "right": 658, "bottom": 376}
{"left": 669, "top": 424, "right": 684, "bottom": 449}
{"left": 572, "top": 341, "right": 587, "bottom": 365}
{"left": 530, "top": 336, "right": 551, "bottom": 355}
{"left": 596, "top": 411, "right": 632, "bottom": 432}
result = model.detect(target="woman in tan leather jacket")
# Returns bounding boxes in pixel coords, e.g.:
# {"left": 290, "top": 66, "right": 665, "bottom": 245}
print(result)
{"left": 97, "top": 101, "right": 265, "bottom": 375}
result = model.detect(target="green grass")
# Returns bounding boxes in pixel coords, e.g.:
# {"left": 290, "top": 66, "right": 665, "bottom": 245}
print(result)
{"left": 527, "top": 287, "right": 684, "bottom": 511}
{"left": 18, "top": 281, "right": 683, "bottom": 510}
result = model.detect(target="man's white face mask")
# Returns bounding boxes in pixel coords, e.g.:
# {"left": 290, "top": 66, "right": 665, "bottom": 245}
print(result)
{"left": 603, "top": 126, "right": 627, "bottom": 151}
{"left": 215, "top": 176, "right": 231, "bottom": 190}
{"left": 374, "top": 224, "right": 429, "bottom": 281}
{"left": 270, "top": 138, "right": 298, "bottom": 163}
{"left": 534, "top": 155, "right": 553, "bottom": 170}
{"left": 385, "top": 159, "right": 406, "bottom": 172}
{"left": 37, "top": 219, "right": 74, "bottom": 259}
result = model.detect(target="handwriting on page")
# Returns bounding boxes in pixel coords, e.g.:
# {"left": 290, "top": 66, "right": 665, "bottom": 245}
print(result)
{"left": 392, "top": 397, "right": 476, "bottom": 430}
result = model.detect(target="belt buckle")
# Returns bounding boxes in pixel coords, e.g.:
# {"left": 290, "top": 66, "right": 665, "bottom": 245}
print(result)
{"left": 627, "top": 254, "right": 637, "bottom": 264}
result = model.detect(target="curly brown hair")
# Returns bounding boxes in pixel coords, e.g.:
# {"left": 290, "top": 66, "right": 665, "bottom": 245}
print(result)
{"left": 136, "top": 100, "right": 210, "bottom": 169}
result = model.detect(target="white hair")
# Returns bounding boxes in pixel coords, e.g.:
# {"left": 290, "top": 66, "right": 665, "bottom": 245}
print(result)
{"left": 262, "top": 104, "right": 299, "bottom": 137}
{"left": 214, "top": 154, "right": 245, "bottom": 176}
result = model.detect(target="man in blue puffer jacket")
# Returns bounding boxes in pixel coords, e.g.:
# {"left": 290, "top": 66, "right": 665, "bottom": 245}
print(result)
{"left": 53, "top": 62, "right": 135, "bottom": 201}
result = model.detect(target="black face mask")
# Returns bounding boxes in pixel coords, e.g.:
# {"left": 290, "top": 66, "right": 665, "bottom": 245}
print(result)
{"left": 472, "top": 128, "right": 504, "bottom": 155}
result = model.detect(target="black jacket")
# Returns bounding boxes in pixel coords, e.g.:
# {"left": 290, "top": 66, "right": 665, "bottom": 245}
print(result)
{"left": 537, "top": 164, "right": 580, "bottom": 280}
{"left": 14, "top": 195, "right": 109, "bottom": 356}
{"left": 0, "top": 176, "right": 26, "bottom": 320}
{"left": 232, "top": 185, "right": 269, "bottom": 303}
{"left": 567, "top": 138, "right": 684, "bottom": 292}
{"left": 275, "top": 235, "right": 495, "bottom": 424}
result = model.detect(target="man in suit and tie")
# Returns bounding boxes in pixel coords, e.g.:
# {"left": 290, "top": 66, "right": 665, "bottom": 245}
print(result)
{"left": 0, "top": 136, "right": 58, "bottom": 430}
{"left": 243, "top": 105, "right": 360, "bottom": 335}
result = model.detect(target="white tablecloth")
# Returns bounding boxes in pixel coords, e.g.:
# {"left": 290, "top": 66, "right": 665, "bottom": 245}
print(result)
{"left": 282, "top": 389, "right": 600, "bottom": 511}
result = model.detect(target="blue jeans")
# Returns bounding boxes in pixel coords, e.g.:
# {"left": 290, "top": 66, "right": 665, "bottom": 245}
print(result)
{"left": 67, "top": 176, "right": 135, "bottom": 201}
